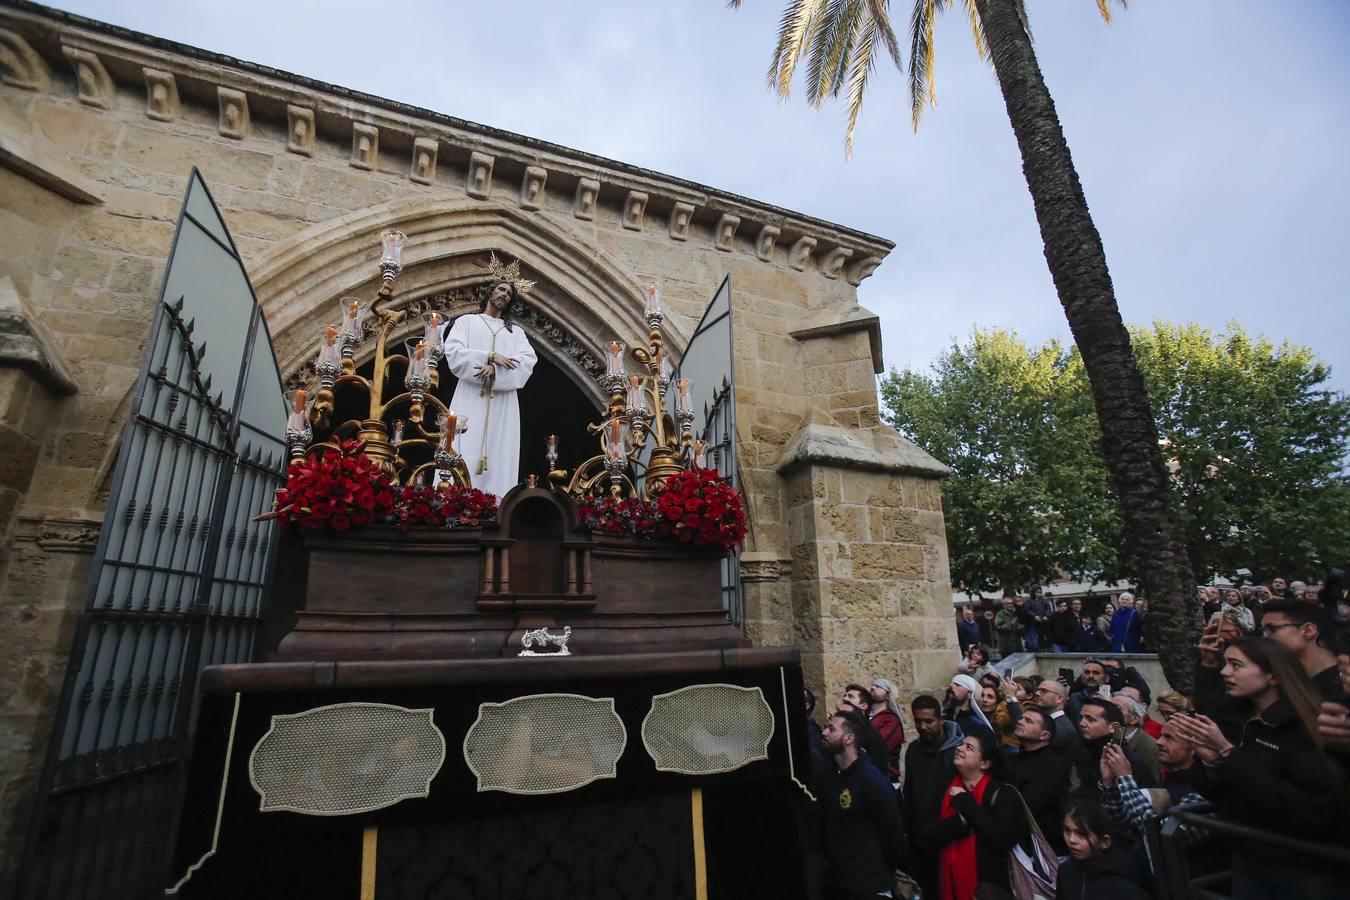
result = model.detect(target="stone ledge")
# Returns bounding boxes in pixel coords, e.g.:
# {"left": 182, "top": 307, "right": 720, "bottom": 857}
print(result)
{"left": 0, "top": 2, "right": 893, "bottom": 279}
{"left": 789, "top": 304, "right": 884, "bottom": 374}
{"left": 0, "top": 102, "right": 102, "bottom": 204}
{"left": 777, "top": 421, "right": 949, "bottom": 479}
{"left": 0, "top": 278, "right": 77, "bottom": 396}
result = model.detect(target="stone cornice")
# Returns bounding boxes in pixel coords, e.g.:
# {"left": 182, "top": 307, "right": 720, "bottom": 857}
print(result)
{"left": 777, "top": 422, "right": 949, "bottom": 479}
{"left": 789, "top": 304, "right": 885, "bottom": 375}
{"left": 0, "top": 1, "right": 895, "bottom": 283}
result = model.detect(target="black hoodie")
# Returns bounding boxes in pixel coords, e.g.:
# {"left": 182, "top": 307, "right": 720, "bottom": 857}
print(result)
{"left": 1054, "top": 844, "right": 1150, "bottom": 900}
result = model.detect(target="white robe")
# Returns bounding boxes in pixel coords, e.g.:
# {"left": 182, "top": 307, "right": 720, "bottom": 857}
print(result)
{"left": 441, "top": 313, "right": 537, "bottom": 501}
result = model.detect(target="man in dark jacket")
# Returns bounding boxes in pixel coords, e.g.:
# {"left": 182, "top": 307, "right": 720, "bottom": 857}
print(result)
{"left": 900, "top": 695, "right": 961, "bottom": 900}
{"left": 1033, "top": 678, "right": 1084, "bottom": 763}
{"left": 816, "top": 708, "right": 908, "bottom": 899}
{"left": 1073, "top": 698, "right": 1155, "bottom": 798}
{"left": 840, "top": 685, "right": 890, "bottom": 776}
{"left": 1004, "top": 707, "right": 1072, "bottom": 853}
{"left": 956, "top": 605, "right": 982, "bottom": 654}
{"left": 1047, "top": 598, "right": 1080, "bottom": 652}
{"left": 1066, "top": 659, "right": 1110, "bottom": 724}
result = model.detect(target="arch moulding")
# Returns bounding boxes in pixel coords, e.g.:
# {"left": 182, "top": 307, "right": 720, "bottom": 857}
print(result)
{"left": 250, "top": 197, "right": 690, "bottom": 387}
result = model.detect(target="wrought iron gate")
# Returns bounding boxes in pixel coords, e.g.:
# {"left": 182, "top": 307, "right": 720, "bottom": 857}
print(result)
{"left": 674, "top": 275, "right": 742, "bottom": 625}
{"left": 17, "top": 170, "right": 287, "bottom": 899}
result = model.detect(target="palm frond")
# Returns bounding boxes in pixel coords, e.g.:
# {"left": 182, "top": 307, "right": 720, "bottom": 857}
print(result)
{"left": 806, "top": 0, "right": 864, "bottom": 106}
{"left": 908, "top": 0, "right": 939, "bottom": 130}
{"left": 843, "top": 18, "right": 879, "bottom": 157}
{"left": 767, "top": 0, "right": 830, "bottom": 99}
{"left": 1096, "top": 0, "right": 1126, "bottom": 24}
{"left": 863, "top": 0, "right": 904, "bottom": 69}
{"left": 962, "top": 0, "right": 987, "bottom": 60}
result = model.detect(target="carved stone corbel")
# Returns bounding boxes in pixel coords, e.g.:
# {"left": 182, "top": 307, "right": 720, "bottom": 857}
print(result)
{"left": 819, "top": 246, "right": 853, "bottom": 280}
{"left": 622, "top": 191, "right": 648, "bottom": 231}
{"left": 574, "top": 177, "right": 599, "bottom": 220}
{"left": 520, "top": 166, "right": 547, "bottom": 209}
{"left": 410, "top": 137, "right": 438, "bottom": 185}
{"left": 1, "top": 30, "right": 50, "bottom": 91}
{"left": 287, "top": 104, "right": 315, "bottom": 156}
{"left": 217, "top": 86, "right": 250, "bottom": 139}
{"left": 350, "top": 123, "right": 379, "bottom": 170}
{"left": 714, "top": 214, "right": 740, "bottom": 252}
{"left": 61, "top": 46, "right": 112, "bottom": 109}
{"left": 669, "top": 202, "right": 694, "bottom": 241}
{"left": 788, "top": 236, "right": 817, "bottom": 271}
{"left": 143, "top": 68, "right": 178, "bottom": 121}
{"left": 755, "top": 225, "right": 780, "bottom": 262}
{"left": 466, "top": 152, "right": 493, "bottom": 199}
{"left": 847, "top": 255, "right": 884, "bottom": 286}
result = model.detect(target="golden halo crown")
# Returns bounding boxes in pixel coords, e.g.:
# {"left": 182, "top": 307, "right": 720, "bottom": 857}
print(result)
{"left": 487, "top": 252, "right": 536, "bottom": 297}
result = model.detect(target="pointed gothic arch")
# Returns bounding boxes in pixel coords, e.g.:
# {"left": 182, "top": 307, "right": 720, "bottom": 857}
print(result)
{"left": 249, "top": 197, "right": 691, "bottom": 390}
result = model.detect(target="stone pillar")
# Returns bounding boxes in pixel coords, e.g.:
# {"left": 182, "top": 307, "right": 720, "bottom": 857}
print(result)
{"left": 0, "top": 277, "right": 83, "bottom": 882}
{"left": 778, "top": 421, "right": 956, "bottom": 709}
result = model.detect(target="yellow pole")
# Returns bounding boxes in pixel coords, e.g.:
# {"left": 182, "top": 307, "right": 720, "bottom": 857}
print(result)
{"left": 691, "top": 788, "right": 707, "bottom": 900}
{"left": 360, "top": 826, "right": 378, "bottom": 900}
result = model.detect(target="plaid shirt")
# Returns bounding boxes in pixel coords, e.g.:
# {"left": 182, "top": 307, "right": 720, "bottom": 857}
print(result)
{"left": 1100, "top": 775, "right": 1211, "bottom": 847}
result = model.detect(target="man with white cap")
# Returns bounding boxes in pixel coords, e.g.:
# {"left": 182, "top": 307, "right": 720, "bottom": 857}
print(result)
{"left": 947, "top": 674, "right": 995, "bottom": 742}
{"left": 868, "top": 677, "right": 906, "bottom": 780}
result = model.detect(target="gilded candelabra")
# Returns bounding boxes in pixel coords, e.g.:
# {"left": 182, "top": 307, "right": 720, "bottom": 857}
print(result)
{"left": 559, "top": 283, "right": 700, "bottom": 499}
{"left": 285, "top": 229, "right": 471, "bottom": 490}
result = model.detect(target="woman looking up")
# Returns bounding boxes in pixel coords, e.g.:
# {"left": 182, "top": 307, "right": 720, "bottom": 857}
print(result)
{"left": 1170, "top": 638, "right": 1344, "bottom": 899}
{"left": 922, "top": 730, "right": 1028, "bottom": 900}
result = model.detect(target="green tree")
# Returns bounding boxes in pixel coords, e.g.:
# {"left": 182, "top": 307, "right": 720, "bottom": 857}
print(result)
{"left": 882, "top": 324, "right": 1350, "bottom": 597}
{"left": 882, "top": 329, "right": 1123, "bottom": 595}
{"left": 733, "top": 0, "right": 1202, "bottom": 691}
{"left": 1129, "top": 323, "right": 1350, "bottom": 584}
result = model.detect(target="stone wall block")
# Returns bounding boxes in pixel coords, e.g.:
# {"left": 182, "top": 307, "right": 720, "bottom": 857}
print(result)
{"left": 466, "top": 151, "right": 493, "bottom": 199}
{"left": 520, "top": 166, "right": 547, "bottom": 209}
{"left": 621, "top": 191, "right": 647, "bottom": 231}
{"left": 350, "top": 122, "right": 379, "bottom": 170}
{"left": 61, "top": 46, "right": 113, "bottom": 109}
{"left": 713, "top": 214, "right": 740, "bottom": 252}
{"left": 216, "top": 86, "right": 250, "bottom": 139}
{"left": 574, "top": 177, "right": 599, "bottom": 220}
{"left": 0, "top": 30, "right": 50, "bottom": 91}
{"left": 139, "top": 68, "right": 179, "bottom": 122}
{"left": 852, "top": 542, "right": 925, "bottom": 581}
{"left": 410, "top": 137, "right": 438, "bottom": 185}
{"left": 286, "top": 104, "right": 315, "bottom": 156}
{"left": 668, "top": 202, "right": 694, "bottom": 241}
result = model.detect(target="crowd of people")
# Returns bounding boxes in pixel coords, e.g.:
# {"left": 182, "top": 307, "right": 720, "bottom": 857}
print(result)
{"left": 802, "top": 578, "right": 1350, "bottom": 900}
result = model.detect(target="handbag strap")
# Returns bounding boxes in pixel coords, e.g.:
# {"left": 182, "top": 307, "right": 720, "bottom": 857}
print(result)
{"left": 999, "top": 783, "right": 1048, "bottom": 843}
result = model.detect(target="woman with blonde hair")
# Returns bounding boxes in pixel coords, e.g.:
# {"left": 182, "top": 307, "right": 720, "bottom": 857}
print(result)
{"left": 1153, "top": 690, "right": 1194, "bottom": 722}
{"left": 1170, "top": 637, "right": 1344, "bottom": 898}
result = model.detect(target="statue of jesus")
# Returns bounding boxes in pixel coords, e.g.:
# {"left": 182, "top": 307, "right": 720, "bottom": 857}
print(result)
{"left": 441, "top": 261, "right": 537, "bottom": 500}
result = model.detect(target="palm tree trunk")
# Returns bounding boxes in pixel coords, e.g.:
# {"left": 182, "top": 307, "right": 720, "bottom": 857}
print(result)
{"left": 972, "top": 0, "right": 1200, "bottom": 693}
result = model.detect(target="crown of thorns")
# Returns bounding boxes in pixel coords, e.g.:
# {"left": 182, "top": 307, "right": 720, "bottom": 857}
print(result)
{"left": 486, "top": 252, "right": 536, "bottom": 297}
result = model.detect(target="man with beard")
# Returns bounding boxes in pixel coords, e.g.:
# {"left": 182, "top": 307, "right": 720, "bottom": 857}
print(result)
{"left": 1032, "top": 677, "right": 1083, "bottom": 762}
{"left": 1066, "top": 658, "right": 1110, "bottom": 724}
{"left": 899, "top": 695, "right": 962, "bottom": 900}
{"left": 1073, "top": 698, "right": 1155, "bottom": 798}
{"left": 816, "top": 709, "right": 908, "bottom": 899}
{"left": 839, "top": 684, "right": 891, "bottom": 776}
{"left": 1003, "top": 707, "right": 1071, "bottom": 852}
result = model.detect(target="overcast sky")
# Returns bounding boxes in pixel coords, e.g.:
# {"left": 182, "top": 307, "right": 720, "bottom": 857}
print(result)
{"left": 59, "top": 0, "right": 1350, "bottom": 392}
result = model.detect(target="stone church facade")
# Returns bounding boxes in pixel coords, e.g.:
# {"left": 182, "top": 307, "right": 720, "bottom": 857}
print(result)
{"left": 0, "top": 1, "right": 953, "bottom": 877}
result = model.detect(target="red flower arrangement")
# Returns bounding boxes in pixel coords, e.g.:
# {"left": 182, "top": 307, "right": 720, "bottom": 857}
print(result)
{"left": 272, "top": 439, "right": 397, "bottom": 533}
{"left": 577, "top": 496, "right": 662, "bottom": 537}
{"left": 655, "top": 467, "right": 747, "bottom": 553}
{"left": 392, "top": 483, "right": 498, "bottom": 530}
